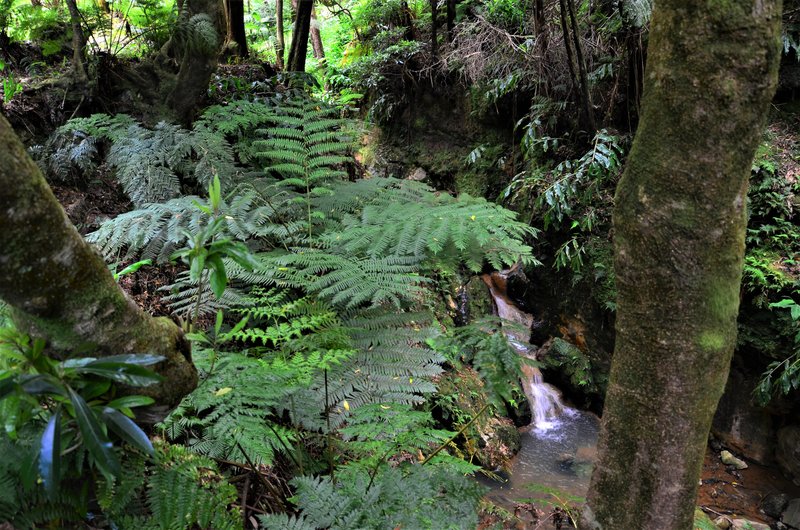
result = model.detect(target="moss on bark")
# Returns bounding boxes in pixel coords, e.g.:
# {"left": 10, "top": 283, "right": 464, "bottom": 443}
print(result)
{"left": 0, "top": 114, "right": 197, "bottom": 411}
{"left": 579, "top": 1, "right": 782, "bottom": 528}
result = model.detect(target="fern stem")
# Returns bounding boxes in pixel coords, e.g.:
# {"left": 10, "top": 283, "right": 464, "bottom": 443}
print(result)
{"left": 234, "top": 440, "right": 287, "bottom": 512}
{"left": 192, "top": 269, "right": 207, "bottom": 329}
{"left": 324, "top": 369, "right": 335, "bottom": 483}
{"left": 421, "top": 403, "right": 490, "bottom": 465}
{"left": 264, "top": 421, "right": 303, "bottom": 475}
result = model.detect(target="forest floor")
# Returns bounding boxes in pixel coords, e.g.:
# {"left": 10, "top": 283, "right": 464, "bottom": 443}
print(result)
{"left": 478, "top": 446, "right": 800, "bottom": 529}
{"left": 697, "top": 446, "right": 800, "bottom": 525}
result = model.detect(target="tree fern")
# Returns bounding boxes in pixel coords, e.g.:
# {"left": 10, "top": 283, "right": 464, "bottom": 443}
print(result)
{"left": 43, "top": 114, "right": 238, "bottom": 207}
{"left": 431, "top": 317, "right": 530, "bottom": 407}
{"left": 100, "top": 443, "right": 240, "bottom": 530}
{"left": 87, "top": 184, "right": 285, "bottom": 262}
{"left": 259, "top": 464, "right": 485, "bottom": 530}
{"left": 321, "top": 187, "right": 540, "bottom": 271}
{"left": 254, "top": 97, "right": 351, "bottom": 242}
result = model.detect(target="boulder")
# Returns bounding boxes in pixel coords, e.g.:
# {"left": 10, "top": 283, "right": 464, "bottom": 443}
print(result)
{"left": 777, "top": 426, "right": 800, "bottom": 486}
{"left": 720, "top": 450, "right": 748, "bottom": 470}
{"left": 782, "top": 498, "right": 800, "bottom": 529}
{"left": 714, "top": 515, "right": 732, "bottom": 529}
{"left": 406, "top": 167, "right": 427, "bottom": 181}
{"left": 731, "top": 519, "right": 770, "bottom": 530}
{"left": 761, "top": 492, "right": 790, "bottom": 519}
{"left": 712, "top": 368, "right": 775, "bottom": 464}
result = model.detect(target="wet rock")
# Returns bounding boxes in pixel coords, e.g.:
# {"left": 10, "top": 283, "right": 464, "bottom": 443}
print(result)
{"left": 777, "top": 426, "right": 800, "bottom": 486}
{"left": 720, "top": 450, "right": 748, "bottom": 469}
{"left": 731, "top": 518, "right": 770, "bottom": 530}
{"left": 761, "top": 492, "right": 790, "bottom": 519}
{"left": 406, "top": 167, "right": 427, "bottom": 181}
{"left": 714, "top": 515, "right": 732, "bottom": 529}
{"left": 782, "top": 498, "right": 800, "bottom": 529}
{"left": 464, "top": 276, "right": 494, "bottom": 323}
{"left": 557, "top": 445, "right": 597, "bottom": 478}
{"left": 712, "top": 368, "right": 775, "bottom": 464}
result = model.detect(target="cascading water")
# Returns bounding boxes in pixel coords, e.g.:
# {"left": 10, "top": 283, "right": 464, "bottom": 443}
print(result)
{"left": 481, "top": 271, "right": 564, "bottom": 431}
{"left": 480, "top": 270, "right": 600, "bottom": 503}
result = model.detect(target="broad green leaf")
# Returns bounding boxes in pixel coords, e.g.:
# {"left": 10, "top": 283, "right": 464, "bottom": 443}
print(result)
{"left": 39, "top": 410, "right": 61, "bottom": 495}
{"left": 68, "top": 388, "right": 120, "bottom": 478}
{"left": 89, "top": 354, "right": 165, "bottom": 366}
{"left": 81, "top": 380, "right": 112, "bottom": 400}
{"left": 101, "top": 407, "right": 155, "bottom": 457}
{"left": 209, "top": 256, "right": 228, "bottom": 298}
{"left": 0, "top": 376, "right": 17, "bottom": 401}
{"left": 113, "top": 259, "right": 152, "bottom": 280}
{"left": 106, "top": 395, "right": 155, "bottom": 409}
{"left": 75, "top": 362, "right": 163, "bottom": 387}
{"left": 19, "top": 374, "right": 65, "bottom": 396}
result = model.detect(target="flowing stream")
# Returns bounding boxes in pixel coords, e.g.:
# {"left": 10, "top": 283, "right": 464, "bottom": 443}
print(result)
{"left": 480, "top": 271, "right": 600, "bottom": 502}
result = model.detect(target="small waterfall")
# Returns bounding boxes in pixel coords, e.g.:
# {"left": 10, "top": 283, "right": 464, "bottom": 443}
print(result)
{"left": 481, "top": 271, "right": 564, "bottom": 430}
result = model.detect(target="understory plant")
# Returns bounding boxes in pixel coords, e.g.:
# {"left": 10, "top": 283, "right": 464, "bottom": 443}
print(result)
{"left": 14, "top": 90, "right": 541, "bottom": 525}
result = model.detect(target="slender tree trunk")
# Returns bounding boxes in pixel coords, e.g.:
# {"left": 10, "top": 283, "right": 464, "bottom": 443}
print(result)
{"left": 226, "top": 0, "right": 248, "bottom": 57}
{"left": 287, "top": 0, "right": 312, "bottom": 71}
{"left": 276, "top": 0, "right": 285, "bottom": 69}
{"left": 446, "top": 0, "right": 456, "bottom": 41}
{"left": 558, "top": 0, "right": 579, "bottom": 100}
{"left": 0, "top": 114, "right": 198, "bottom": 415}
{"left": 64, "top": 0, "right": 88, "bottom": 84}
{"left": 565, "top": 0, "right": 595, "bottom": 133}
{"left": 429, "top": 0, "right": 438, "bottom": 55}
{"left": 309, "top": 6, "right": 324, "bottom": 60}
{"left": 579, "top": 1, "right": 782, "bottom": 529}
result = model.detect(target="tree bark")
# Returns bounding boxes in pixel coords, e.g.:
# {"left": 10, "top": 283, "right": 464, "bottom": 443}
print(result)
{"left": 275, "top": 0, "right": 285, "bottom": 69}
{"left": 0, "top": 114, "right": 198, "bottom": 415}
{"left": 64, "top": 0, "right": 88, "bottom": 84}
{"left": 429, "top": 0, "right": 438, "bottom": 56}
{"left": 565, "top": 0, "right": 595, "bottom": 133}
{"left": 225, "top": 0, "right": 248, "bottom": 57}
{"left": 579, "top": 1, "right": 782, "bottom": 529}
{"left": 167, "top": 0, "right": 226, "bottom": 125}
{"left": 446, "top": 0, "right": 456, "bottom": 41}
{"left": 287, "top": 0, "right": 312, "bottom": 71}
{"left": 309, "top": 6, "right": 324, "bottom": 61}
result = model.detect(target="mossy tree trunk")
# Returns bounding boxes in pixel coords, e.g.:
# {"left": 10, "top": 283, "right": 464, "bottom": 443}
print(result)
{"left": 287, "top": 0, "right": 313, "bottom": 72}
{"left": 579, "top": 1, "right": 781, "bottom": 529}
{"left": 166, "top": 0, "right": 225, "bottom": 125}
{"left": 0, "top": 114, "right": 198, "bottom": 417}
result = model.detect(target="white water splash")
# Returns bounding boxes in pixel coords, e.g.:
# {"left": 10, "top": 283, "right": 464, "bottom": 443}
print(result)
{"left": 482, "top": 271, "right": 566, "bottom": 431}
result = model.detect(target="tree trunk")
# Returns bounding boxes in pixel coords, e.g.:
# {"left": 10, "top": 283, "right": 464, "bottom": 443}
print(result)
{"left": 429, "top": 0, "right": 438, "bottom": 56}
{"left": 446, "top": 0, "right": 456, "bottom": 41}
{"left": 579, "top": 1, "right": 781, "bottom": 529}
{"left": 0, "top": 114, "right": 198, "bottom": 415}
{"left": 64, "top": 0, "right": 88, "bottom": 84}
{"left": 287, "top": 0, "right": 312, "bottom": 72}
{"left": 309, "top": 6, "right": 324, "bottom": 61}
{"left": 226, "top": 0, "right": 248, "bottom": 57}
{"left": 167, "top": 0, "right": 226, "bottom": 125}
{"left": 565, "top": 0, "right": 595, "bottom": 134}
{"left": 276, "top": 0, "right": 285, "bottom": 69}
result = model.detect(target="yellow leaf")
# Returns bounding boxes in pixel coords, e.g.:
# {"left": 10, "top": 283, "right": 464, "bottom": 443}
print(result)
{"left": 409, "top": 377, "right": 414, "bottom": 384}
{"left": 470, "top": 215, "right": 476, "bottom": 221}
{"left": 380, "top": 405, "right": 391, "bottom": 410}
{"left": 343, "top": 400, "right": 350, "bottom": 411}
{"left": 215, "top": 387, "right": 233, "bottom": 396}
